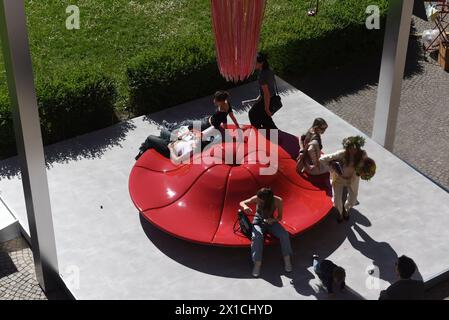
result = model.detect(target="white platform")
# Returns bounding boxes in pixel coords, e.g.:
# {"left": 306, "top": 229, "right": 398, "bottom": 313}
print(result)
{"left": 0, "top": 79, "right": 448, "bottom": 300}
{"left": 0, "top": 197, "right": 19, "bottom": 243}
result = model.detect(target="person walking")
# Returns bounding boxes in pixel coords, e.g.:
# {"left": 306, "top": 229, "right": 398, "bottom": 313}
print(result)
{"left": 248, "top": 53, "right": 279, "bottom": 130}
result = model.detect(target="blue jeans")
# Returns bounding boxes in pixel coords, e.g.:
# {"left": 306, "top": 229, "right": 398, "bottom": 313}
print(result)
{"left": 167, "top": 117, "right": 211, "bottom": 132}
{"left": 313, "top": 257, "right": 321, "bottom": 274}
{"left": 251, "top": 218, "right": 293, "bottom": 263}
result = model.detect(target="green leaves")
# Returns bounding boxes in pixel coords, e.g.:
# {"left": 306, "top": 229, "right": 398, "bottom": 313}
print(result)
{"left": 0, "top": 0, "right": 389, "bottom": 158}
{"left": 0, "top": 71, "right": 117, "bottom": 158}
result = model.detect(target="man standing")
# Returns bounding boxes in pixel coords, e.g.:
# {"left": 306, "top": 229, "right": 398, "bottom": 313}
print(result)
{"left": 379, "top": 255, "right": 425, "bottom": 300}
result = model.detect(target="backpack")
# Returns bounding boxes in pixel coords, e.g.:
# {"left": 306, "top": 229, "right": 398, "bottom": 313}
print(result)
{"left": 236, "top": 209, "right": 253, "bottom": 240}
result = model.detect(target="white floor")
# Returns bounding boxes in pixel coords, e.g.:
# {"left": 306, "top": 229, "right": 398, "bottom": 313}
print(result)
{"left": 0, "top": 197, "right": 19, "bottom": 243}
{"left": 0, "top": 78, "right": 448, "bottom": 300}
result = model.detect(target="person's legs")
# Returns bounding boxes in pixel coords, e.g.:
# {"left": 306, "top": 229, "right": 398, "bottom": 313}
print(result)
{"left": 251, "top": 224, "right": 265, "bottom": 263}
{"left": 313, "top": 255, "right": 321, "bottom": 274}
{"left": 137, "top": 135, "right": 170, "bottom": 159}
{"left": 296, "top": 154, "right": 306, "bottom": 174}
{"left": 251, "top": 98, "right": 277, "bottom": 130}
{"left": 249, "top": 100, "right": 264, "bottom": 129}
{"left": 267, "top": 222, "right": 293, "bottom": 257}
{"left": 261, "top": 112, "right": 278, "bottom": 130}
{"left": 345, "top": 176, "right": 360, "bottom": 214}
{"left": 173, "top": 117, "right": 211, "bottom": 131}
{"left": 251, "top": 224, "right": 265, "bottom": 277}
{"left": 159, "top": 127, "right": 174, "bottom": 141}
{"left": 267, "top": 222, "right": 293, "bottom": 272}
{"left": 332, "top": 179, "right": 345, "bottom": 221}
{"left": 200, "top": 117, "right": 212, "bottom": 131}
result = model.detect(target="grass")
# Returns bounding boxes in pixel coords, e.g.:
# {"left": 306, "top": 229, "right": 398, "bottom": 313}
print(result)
{"left": 1, "top": 0, "right": 215, "bottom": 114}
{"left": 0, "top": 0, "right": 388, "bottom": 116}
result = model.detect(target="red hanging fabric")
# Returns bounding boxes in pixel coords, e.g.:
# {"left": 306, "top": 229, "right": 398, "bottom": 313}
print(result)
{"left": 211, "top": 0, "right": 267, "bottom": 82}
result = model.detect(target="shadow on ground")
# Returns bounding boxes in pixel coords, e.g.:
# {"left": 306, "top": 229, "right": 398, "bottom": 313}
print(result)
{"left": 0, "top": 251, "right": 18, "bottom": 279}
{"left": 0, "top": 121, "right": 136, "bottom": 179}
{"left": 284, "top": 34, "right": 426, "bottom": 107}
{"left": 140, "top": 206, "right": 410, "bottom": 299}
{"left": 141, "top": 78, "right": 296, "bottom": 129}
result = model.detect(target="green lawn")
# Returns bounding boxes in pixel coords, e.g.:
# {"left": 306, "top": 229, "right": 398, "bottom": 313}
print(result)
{"left": 1, "top": 0, "right": 388, "bottom": 113}
{"left": 8, "top": 0, "right": 213, "bottom": 111}
{"left": 0, "top": 0, "right": 388, "bottom": 158}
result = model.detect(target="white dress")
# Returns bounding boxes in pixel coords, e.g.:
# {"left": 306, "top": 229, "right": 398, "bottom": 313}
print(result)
{"left": 320, "top": 150, "right": 365, "bottom": 216}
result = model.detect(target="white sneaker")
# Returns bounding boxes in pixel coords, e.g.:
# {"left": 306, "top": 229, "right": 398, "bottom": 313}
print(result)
{"left": 284, "top": 256, "right": 292, "bottom": 272}
{"left": 252, "top": 262, "right": 262, "bottom": 277}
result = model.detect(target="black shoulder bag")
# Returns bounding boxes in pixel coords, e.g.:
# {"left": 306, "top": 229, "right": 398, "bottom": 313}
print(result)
{"left": 269, "top": 77, "right": 283, "bottom": 114}
{"left": 234, "top": 209, "right": 253, "bottom": 240}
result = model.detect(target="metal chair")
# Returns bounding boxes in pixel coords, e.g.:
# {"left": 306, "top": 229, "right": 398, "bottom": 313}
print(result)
{"left": 424, "top": 1, "right": 449, "bottom": 51}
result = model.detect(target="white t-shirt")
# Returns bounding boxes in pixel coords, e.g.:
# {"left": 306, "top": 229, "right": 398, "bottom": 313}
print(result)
{"left": 173, "top": 139, "right": 196, "bottom": 157}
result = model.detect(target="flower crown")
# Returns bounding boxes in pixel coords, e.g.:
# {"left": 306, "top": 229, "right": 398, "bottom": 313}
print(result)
{"left": 342, "top": 135, "right": 366, "bottom": 149}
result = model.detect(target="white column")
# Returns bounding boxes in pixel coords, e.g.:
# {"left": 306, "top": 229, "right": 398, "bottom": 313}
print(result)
{"left": 0, "top": 0, "right": 59, "bottom": 291}
{"left": 372, "top": 0, "right": 414, "bottom": 151}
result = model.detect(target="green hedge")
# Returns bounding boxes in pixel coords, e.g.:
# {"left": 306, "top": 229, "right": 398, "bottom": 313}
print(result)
{"left": 127, "top": 2, "right": 388, "bottom": 115}
{"left": 0, "top": 0, "right": 389, "bottom": 159}
{"left": 0, "top": 92, "right": 15, "bottom": 158}
{"left": 0, "top": 71, "right": 117, "bottom": 158}
{"left": 127, "top": 38, "right": 233, "bottom": 115}
{"left": 37, "top": 70, "right": 118, "bottom": 144}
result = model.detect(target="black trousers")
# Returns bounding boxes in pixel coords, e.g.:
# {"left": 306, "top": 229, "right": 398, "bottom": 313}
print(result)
{"left": 139, "top": 135, "right": 170, "bottom": 158}
{"left": 174, "top": 117, "right": 211, "bottom": 132}
{"left": 139, "top": 126, "right": 212, "bottom": 159}
{"left": 139, "top": 120, "right": 201, "bottom": 159}
{"left": 248, "top": 99, "right": 278, "bottom": 129}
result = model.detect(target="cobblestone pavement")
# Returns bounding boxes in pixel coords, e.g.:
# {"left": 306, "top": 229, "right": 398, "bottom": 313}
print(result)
{"left": 287, "top": 16, "right": 449, "bottom": 191}
{"left": 286, "top": 16, "right": 449, "bottom": 299}
{"left": 0, "top": 237, "right": 47, "bottom": 300}
{"left": 1, "top": 236, "right": 447, "bottom": 300}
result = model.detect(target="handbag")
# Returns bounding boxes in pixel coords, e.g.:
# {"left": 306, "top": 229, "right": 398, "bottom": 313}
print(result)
{"left": 235, "top": 209, "right": 253, "bottom": 240}
{"left": 269, "top": 77, "right": 283, "bottom": 114}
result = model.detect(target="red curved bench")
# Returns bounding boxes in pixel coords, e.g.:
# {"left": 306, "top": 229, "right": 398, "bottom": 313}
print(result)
{"left": 129, "top": 125, "right": 333, "bottom": 246}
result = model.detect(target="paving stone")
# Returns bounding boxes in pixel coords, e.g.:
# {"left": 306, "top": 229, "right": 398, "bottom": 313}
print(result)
{"left": 289, "top": 16, "right": 449, "bottom": 191}
{"left": 0, "top": 238, "right": 47, "bottom": 300}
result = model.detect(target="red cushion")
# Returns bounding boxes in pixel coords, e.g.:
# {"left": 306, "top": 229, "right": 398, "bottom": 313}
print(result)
{"left": 129, "top": 125, "right": 333, "bottom": 246}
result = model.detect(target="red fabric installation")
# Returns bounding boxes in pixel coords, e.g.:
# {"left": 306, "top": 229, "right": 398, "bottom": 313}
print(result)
{"left": 211, "top": 0, "right": 267, "bottom": 82}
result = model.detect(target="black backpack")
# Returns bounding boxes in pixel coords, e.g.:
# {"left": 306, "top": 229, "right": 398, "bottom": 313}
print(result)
{"left": 235, "top": 209, "right": 253, "bottom": 240}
